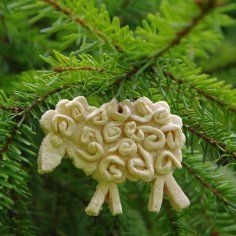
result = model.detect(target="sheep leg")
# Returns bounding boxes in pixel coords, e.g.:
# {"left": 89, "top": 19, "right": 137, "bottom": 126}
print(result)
{"left": 85, "top": 182, "right": 109, "bottom": 216}
{"left": 164, "top": 173, "right": 190, "bottom": 211}
{"left": 108, "top": 183, "right": 122, "bottom": 215}
{"left": 148, "top": 176, "right": 165, "bottom": 212}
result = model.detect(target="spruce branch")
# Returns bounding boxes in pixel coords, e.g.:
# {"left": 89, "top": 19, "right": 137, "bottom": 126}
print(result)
{"left": 0, "top": 82, "right": 84, "bottom": 114}
{"left": 163, "top": 71, "right": 236, "bottom": 113}
{"left": 0, "top": 80, "right": 89, "bottom": 163}
{"left": 163, "top": 199, "right": 179, "bottom": 236}
{"left": 183, "top": 162, "right": 228, "bottom": 205}
{"left": 0, "top": 104, "right": 22, "bottom": 113}
{"left": 200, "top": 196, "right": 219, "bottom": 236}
{"left": 23, "top": 81, "right": 90, "bottom": 113}
{"left": 203, "top": 61, "right": 236, "bottom": 74}
{"left": 53, "top": 66, "right": 106, "bottom": 73}
{"left": 182, "top": 151, "right": 236, "bottom": 213}
{"left": 41, "top": 0, "right": 124, "bottom": 52}
{"left": 0, "top": 115, "right": 26, "bottom": 161}
{"left": 0, "top": 91, "right": 25, "bottom": 113}
{"left": 121, "top": 0, "right": 133, "bottom": 9}
{"left": 115, "top": 0, "right": 223, "bottom": 86}
{"left": 184, "top": 125, "right": 236, "bottom": 160}
{"left": 148, "top": 68, "right": 236, "bottom": 162}
{"left": 0, "top": 53, "right": 119, "bottom": 113}
{"left": 0, "top": 115, "right": 33, "bottom": 232}
{"left": 149, "top": 0, "right": 220, "bottom": 59}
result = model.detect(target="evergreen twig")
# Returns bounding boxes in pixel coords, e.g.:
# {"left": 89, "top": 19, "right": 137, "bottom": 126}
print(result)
{"left": 183, "top": 125, "right": 236, "bottom": 159}
{"left": 163, "top": 199, "right": 179, "bottom": 236}
{"left": 116, "top": 0, "right": 220, "bottom": 84}
{"left": 182, "top": 161, "right": 232, "bottom": 206}
{"left": 163, "top": 71, "right": 236, "bottom": 113}
{"left": 53, "top": 66, "right": 106, "bottom": 73}
{"left": 203, "top": 61, "right": 236, "bottom": 74}
{"left": 41, "top": 0, "right": 123, "bottom": 52}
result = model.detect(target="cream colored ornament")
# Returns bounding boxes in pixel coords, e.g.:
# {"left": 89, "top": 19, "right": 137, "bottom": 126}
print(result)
{"left": 38, "top": 96, "right": 190, "bottom": 216}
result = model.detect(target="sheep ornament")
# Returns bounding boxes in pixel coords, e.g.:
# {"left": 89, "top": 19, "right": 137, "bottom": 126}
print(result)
{"left": 38, "top": 96, "right": 190, "bottom": 216}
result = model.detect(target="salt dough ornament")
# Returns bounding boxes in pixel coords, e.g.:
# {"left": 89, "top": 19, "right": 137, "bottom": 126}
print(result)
{"left": 38, "top": 96, "right": 190, "bottom": 216}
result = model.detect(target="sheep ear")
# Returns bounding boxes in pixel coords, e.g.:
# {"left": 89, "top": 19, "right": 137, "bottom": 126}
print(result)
{"left": 38, "top": 134, "right": 65, "bottom": 174}
{"left": 40, "top": 110, "right": 57, "bottom": 133}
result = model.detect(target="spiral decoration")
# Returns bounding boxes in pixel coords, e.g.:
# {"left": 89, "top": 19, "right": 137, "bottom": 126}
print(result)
{"left": 153, "top": 107, "right": 171, "bottom": 125}
{"left": 154, "top": 150, "right": 182, "bottom": 175}
{"left": 81, "top": 126, "right": 103, "bottom": 144}
{"left": 98, "top": 155, "right": 125, "bottom": 183}
{"left": 127, "top": 144, "right": 154, "bottom": 181}
{"left": 124, "top": 121, "right": 144, "bottom": 142}
{"left": 103, "top": 122, "right": 122, "bottom": 143}
{"left": 161, "top": 124, "right": 185, "bottom": 149}
{"left": 118, "top": 138, "right": 137, "bottom": 156}
{"left": 51, "top": 114, "right": 75, "bottom": 137}
{"left": 139, "top": 126, "right": 165, "bottom": 151}
{"left": 76, "top": 142, "right": 104, "bottom": 162}
{"left": 87, "top": 108, "right": 109, "bottom": 125}
{"left": 38, "top": 96, "right": 189, "bottom": 216}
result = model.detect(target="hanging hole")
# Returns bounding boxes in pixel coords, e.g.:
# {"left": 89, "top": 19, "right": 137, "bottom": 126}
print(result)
{"left": 118, "top": 105, "right": 123, "bottom": 113}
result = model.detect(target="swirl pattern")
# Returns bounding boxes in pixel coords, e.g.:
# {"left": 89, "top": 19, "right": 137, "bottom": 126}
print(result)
{"left": 124, "top": 121, "right": 144, "bottom": 142}
{"left": 103, "top": 122, "right": 122, "bottom": 143}
{"left": 98, "top": 155, "right": 125, "bottom": 183}
{"left": 38, "top": 96, "right": 189, "bottom": 216}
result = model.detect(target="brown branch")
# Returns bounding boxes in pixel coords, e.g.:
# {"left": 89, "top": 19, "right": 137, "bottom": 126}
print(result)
{"left": 41, "top": 0, "right": 220, "bottom": 87}
{"left": 0, "top": 81, "right": 85, "bottom": 160}
{"left": 121, "top": 0, "right": 132, "bottom": 9}
{"left": 163, "top": 71, "right": 236, "bottom": 113}
{"left": 152, "top": 66, "right": 236, "bottom": 160}
{"left": 0, "top": 104, "right": 23, "bottom": 113}
{"left": 40, "top": 0, "right": 219, "bottom": 89}
{"left": 203, "top": 61, "right": 236, "bottom": 74}
{"left": 116, "top": 0, "right": 219, "bottom": 85}
{"left": 182, "top": 161, "right": 231, "bottom": 205}
{"left": 163, "top": 199, "right": 179, "bottom": 236}
{"left": 41, "top": 0, "right": 123, "bottom": 52}
{"left": 25, "top": 82, "right": 86, "bottom": 112}
{"left": 0, "top": 66, "right": 106, "bottom": 113}
{"left": 115, "top": 66, "right": 139, "bottom": 87}
{"left": 0, "top": 8, "right": 10, "bottom": 44}
{"left": 0, "top": 115, "right": 26, "bottom": 161}
{"left": 211, "top": 231, "right": 220, "bottom": 236}
{"left": 184, "top": 124, "right": 236, "bottom": 159}
{"left": 200, "top": 196, "right": 219, "bottom": 236}
{"left": 53, "top": 66, "right": 106, "bottom": 73}
{"left": 150, "top": 0, "right": 219, "bottom": 59}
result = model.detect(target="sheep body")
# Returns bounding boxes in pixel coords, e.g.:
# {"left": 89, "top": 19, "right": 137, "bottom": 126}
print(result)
{"left": 38, "top": 96, "right": 190, "bottom": 216}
